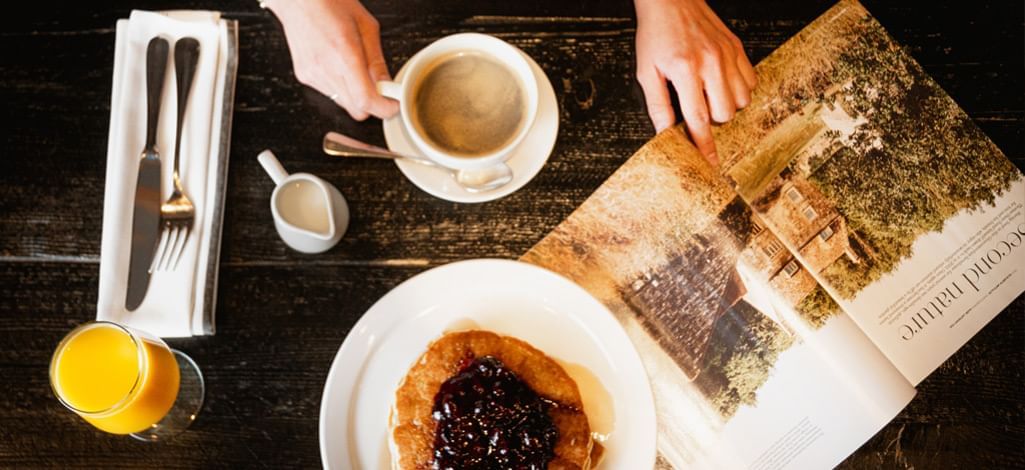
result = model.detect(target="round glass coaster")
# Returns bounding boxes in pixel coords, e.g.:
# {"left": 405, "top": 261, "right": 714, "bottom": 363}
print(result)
{"left": 130, "top": 349, "right": 204, "bottom": 442}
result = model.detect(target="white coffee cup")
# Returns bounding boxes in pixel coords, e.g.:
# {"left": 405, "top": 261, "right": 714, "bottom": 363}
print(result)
{"left": 377, "top": 33, "right": 539, "bottom": 171}
{"left": 258, "top": 150, "right": 349, "bottom": 254}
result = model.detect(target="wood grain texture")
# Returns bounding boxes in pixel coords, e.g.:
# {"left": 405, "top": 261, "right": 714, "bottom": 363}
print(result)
{"left": 0, "top": 262, "right": 415, "bottom": 468}
{"left": 0, "top": 0, "right": 1021, "bottom": 468}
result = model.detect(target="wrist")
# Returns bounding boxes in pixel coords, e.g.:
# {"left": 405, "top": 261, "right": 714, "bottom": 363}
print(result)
{"left": 260, "top": 0, "right": 292, "bottom": 15}
{"left": 259, "top": 0, "right": 278, "bottom": 14}
{"left": 635, "top": 0, "right": 702, "bottom": 15}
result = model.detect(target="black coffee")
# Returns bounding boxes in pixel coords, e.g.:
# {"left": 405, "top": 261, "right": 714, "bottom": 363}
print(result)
{"left": 411, "top": 52, "right": 526, "bottom": 158}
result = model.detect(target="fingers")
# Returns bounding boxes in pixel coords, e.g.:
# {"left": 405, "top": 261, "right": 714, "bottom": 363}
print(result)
{"left": 632, "top": 0, "right": 757, "bottom": 166}
{"left": 736, "top": 47, "right": 757, "bottom": 90}
{"left": 305, "top": 12, "right": 394, "bottom": 120}
{"left": 637, "top": 67, "right": 675, "bottom": 132}
{"left": 699, "top": 47, "right": 736, "bottom": 124}
{"left": 357, "top": 15, "right": 388, "bottom": 82}
{"left": 705, "top": 8, "right": 762, "bottom": 90}
{"left": 270, "top": 0, "right": 395, "bottom": 121}
{"left": 289, "top": 46, "right": 369, "bottom": 120}
{"left": 719, "top": 44, "right": 751, "bottom": 109}
{"left": 326, "top": 21, "right": 394, "bottom": 121}
{"left": 355, "top": 13, "right": 398, "bottom": 118}
{"left": 318, "top": 68, "right": 369, "bottom": 121}
{"left": 670, "top": 65, "right": 717, "bottom": 164}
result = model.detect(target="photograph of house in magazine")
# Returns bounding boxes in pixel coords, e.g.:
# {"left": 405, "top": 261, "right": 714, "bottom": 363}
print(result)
{"left": 521, "top": 1, "right": 1025, "bottom": 468}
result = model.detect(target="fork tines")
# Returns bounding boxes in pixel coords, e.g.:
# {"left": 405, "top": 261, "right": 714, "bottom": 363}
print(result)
{"left": 151, "top": 222, "right": 191, "bottom": 272}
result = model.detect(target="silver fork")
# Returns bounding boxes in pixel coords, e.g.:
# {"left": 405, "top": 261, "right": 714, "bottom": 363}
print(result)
{"left": 154, "top": 37, "right": 200, "bottom": 271}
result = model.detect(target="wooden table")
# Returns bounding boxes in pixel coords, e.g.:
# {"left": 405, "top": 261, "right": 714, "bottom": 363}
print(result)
{"left": 2, "top": 0, "right": 1022, "bottom": 467}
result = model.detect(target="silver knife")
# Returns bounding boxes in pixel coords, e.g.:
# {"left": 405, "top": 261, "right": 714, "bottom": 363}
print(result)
{"left": 126, "top": 37, "right": 169, "bottom": 311}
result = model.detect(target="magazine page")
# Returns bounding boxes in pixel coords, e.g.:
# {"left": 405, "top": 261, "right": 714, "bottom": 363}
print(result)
{"left": 521, "top": 125, "right": 915, "bottom": 469}
{"left": 714, "top": 0, "right": 1025, "bottom": 385}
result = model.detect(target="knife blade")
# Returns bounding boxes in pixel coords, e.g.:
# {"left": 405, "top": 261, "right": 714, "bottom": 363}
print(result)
{"left": 126, "top": 37, "right": 169, "bottom": 311}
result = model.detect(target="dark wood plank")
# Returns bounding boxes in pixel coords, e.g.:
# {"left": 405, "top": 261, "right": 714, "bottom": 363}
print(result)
{"left": 1, "top": 1, "right": 1020, "bottom": 262}
{"left": 0, "top": 261, "right": 422, "bottom": 468}
{"left": 1, "top": 263, "right": 1021, "bottom": 467}
{"left": 840, "top": 423, "right": 1025, "bottom": 469}
{"left": 840, "top": 295, "right": 1025, "bottom": 468}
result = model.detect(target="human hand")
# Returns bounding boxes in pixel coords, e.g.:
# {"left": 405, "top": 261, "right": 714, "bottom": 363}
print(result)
{"left": 264, "top": 0, "right": 398, "bottom": 120}
{"left": 634, "top": 0, "right": 756, "bottom": 164}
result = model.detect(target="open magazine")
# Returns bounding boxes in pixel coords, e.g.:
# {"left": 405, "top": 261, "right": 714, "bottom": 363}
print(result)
{"left": 520, "top": 0, "right": 1025, "bottom": 468}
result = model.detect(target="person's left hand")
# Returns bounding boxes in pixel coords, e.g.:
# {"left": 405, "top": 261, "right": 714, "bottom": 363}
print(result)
{"left": 634, "top": 0, "right": 757, "bottom": 165}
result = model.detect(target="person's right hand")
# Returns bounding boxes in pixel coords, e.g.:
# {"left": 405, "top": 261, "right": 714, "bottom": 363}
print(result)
{"left": 634, "top": 0, "right": 756, "bottom": 165}
{"left": 264, "top": 0, "right": 398, "bottom": 121}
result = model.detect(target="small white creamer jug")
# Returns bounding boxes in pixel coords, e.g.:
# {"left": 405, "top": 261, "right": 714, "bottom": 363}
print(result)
{"left": 258, "top": 150, "right": 349, "bottom": 254}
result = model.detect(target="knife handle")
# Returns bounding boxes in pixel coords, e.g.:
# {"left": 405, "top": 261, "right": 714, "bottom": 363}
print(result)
{"left": 145, "top": 37, "right": 170, "bottom": 151}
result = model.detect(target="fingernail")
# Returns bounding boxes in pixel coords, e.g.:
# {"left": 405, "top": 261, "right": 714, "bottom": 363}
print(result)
{"left": 707, "top": 152, "right": 720, "bottom": 166}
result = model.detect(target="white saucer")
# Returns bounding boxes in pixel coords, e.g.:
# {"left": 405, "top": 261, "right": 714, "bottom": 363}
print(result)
{"left": 318, "top": 259, "right": 657, "bottom": 469}
{"left": 382, "top": 50, "right": 559, "bottom": 203}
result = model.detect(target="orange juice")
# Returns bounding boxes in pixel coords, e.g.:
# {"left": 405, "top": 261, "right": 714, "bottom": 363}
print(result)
{"left": 50, "top": 322, "right": 180, "bottom": 434}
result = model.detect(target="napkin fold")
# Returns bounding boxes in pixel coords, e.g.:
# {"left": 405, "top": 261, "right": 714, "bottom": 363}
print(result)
{"left": 97, "top": 10, "right": 236, "bottom": 337}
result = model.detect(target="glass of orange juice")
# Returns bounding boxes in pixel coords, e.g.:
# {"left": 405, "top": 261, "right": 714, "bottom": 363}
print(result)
{"left": 49, "top": 321, "right": 204, "bottom": 441}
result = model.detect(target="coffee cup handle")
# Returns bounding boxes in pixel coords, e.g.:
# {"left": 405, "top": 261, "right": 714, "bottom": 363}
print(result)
{"left": 376, "top": 80, "right": 402, "bottom": 100}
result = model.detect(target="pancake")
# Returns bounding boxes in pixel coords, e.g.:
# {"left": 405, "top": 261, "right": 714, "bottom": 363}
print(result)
{"left": 389, "top": 330, "right": 595, "bottom": 469}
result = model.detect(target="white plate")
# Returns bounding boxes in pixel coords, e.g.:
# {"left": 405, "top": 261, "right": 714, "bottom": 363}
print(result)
{"left": 319, "top": 259, "right": 656, "bottom": 469}
{"left": 382, "top": 50, "right": 559, "bottom": 203}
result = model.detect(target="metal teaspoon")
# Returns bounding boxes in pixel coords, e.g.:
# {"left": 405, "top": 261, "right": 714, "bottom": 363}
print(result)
{"left": 322, "top": 132, "right": 514, "bottom": 193}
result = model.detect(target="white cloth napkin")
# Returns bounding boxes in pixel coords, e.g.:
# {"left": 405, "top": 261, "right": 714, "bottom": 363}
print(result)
{"left": 97, "top": 10, "right": 231, "bottom": 337}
